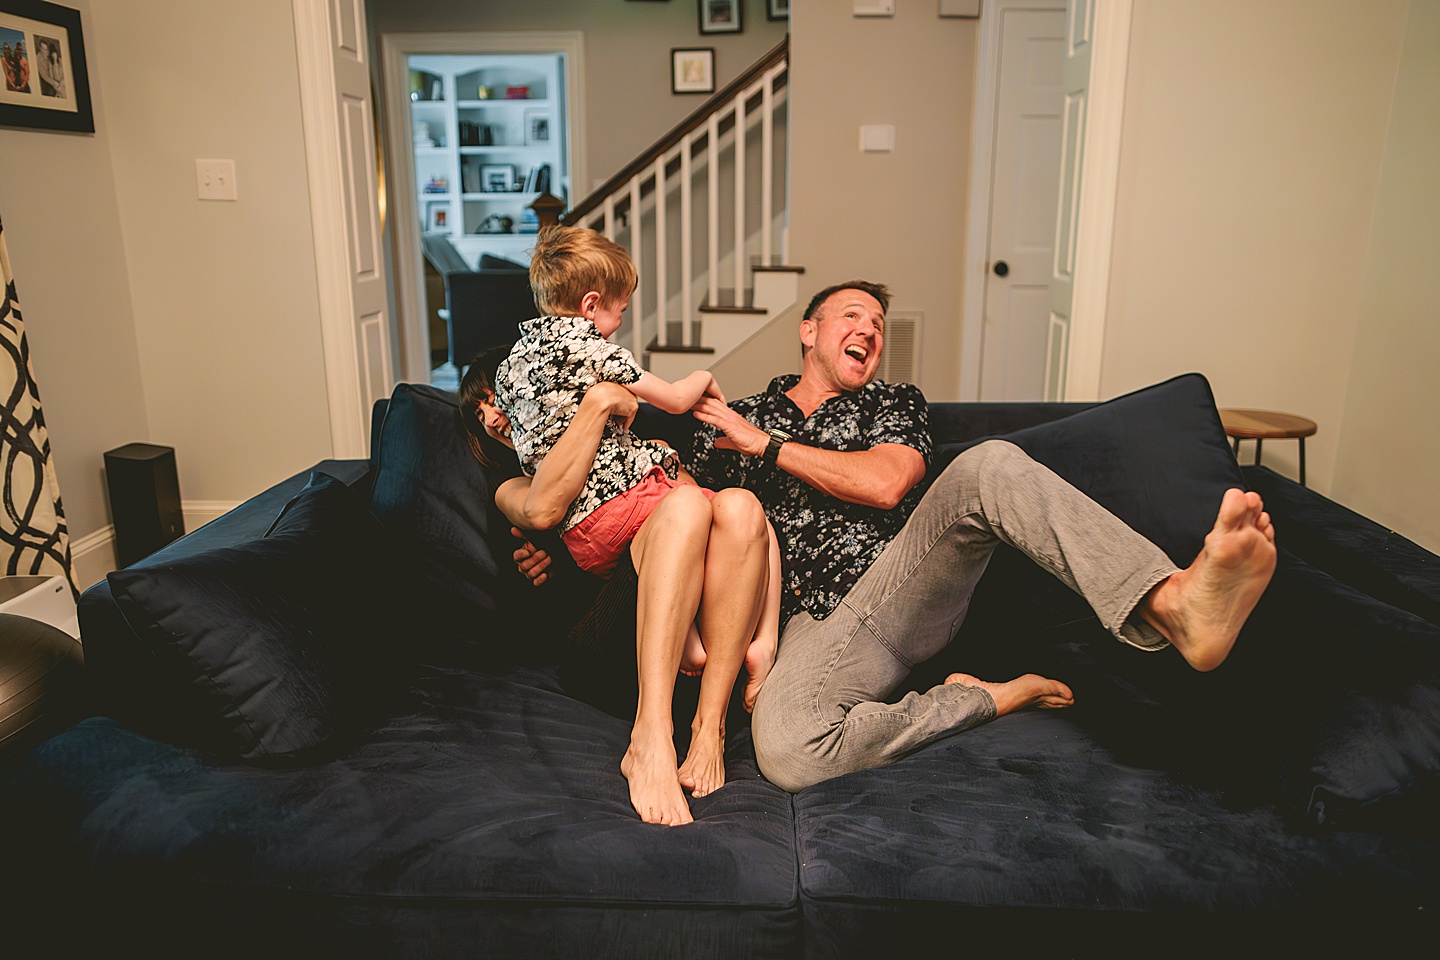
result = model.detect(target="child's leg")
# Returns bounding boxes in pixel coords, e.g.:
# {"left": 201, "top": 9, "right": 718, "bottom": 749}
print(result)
{"left": 741, "top": 520, "right": 783, "bottom": 713}
{"left": 624, "top": 485, "right": 714, "bottom": 826}
{"left": 678, "top": 489, "right": 769, "bottom": 798}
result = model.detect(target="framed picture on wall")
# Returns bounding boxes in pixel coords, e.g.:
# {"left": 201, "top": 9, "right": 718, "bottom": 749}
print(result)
{"left": 425, "top": 201, "right": 450, "bottom": 232}
{"left": 767, "top": 0, "right": 789, "bottom": 21}
{"left": 671, "top": 48, "right": 714, "bottom": 95}
{"left": 698, "top": 0, "right": 742, "bottom": 35}
{"left": 0, "top": 0, "right": 94, "bottom": 133}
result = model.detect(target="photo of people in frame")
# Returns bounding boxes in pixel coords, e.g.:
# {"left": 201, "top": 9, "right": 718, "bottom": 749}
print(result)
{"left": 2, "top": 27, "right": 31, "bottom": 94}
{"left": 35, "top": 34, "right": 65, "bottom": 99}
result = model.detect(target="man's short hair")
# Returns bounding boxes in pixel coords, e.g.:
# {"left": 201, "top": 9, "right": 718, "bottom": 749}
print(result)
{"left": 802, "top": 280, "right": 892, "bottom": 322}
{"left": 529, "top": 224, "right": 638, "bottom": 316}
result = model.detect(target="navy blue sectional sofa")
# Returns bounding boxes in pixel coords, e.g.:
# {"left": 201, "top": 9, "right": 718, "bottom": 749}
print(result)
{"left": 2, "top": 373, "right": 1436, "bottom": 958}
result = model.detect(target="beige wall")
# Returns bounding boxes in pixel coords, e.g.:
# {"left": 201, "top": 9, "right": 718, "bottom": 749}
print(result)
{"left": 1101, "top": 0, "right": 1410, "bottom": 501}
{"left": 787, "top": 0, "right": 978, "bottom": 400}
{"left": 366, "top": 0, "right": 789, "bottom": 191}
{"left": 88, "top": 0, "right": 333, "bottom": 510}
{"left": 0, "top": 1, "right": 149, "bottom": 540}
{"left": 1330, "top": 0, "right": 1440, "bottom": 552}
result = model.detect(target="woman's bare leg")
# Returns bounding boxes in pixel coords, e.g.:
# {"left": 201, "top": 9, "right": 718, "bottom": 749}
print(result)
{"left": 742, "top": 522, "right": 783, "bottom": 713}
{"left": 624, "top": 485, "right": 713, "bottom": 825}
{"left": 678, "top": 489, "right": 769, "bottom": 798}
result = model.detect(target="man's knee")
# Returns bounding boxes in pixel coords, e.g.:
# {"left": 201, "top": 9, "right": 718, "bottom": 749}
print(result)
{"left": 751, "top": 701, "right": 829, "bottom": 793}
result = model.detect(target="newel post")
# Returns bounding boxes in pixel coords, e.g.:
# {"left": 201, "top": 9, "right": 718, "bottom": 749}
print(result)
{"left": 529, "top": 192, "right": 566, "bottom": 230}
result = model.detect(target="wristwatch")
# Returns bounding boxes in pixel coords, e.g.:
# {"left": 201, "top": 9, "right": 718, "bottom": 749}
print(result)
{"left": 762, "top": 427, "right": 792, "bottom": 464}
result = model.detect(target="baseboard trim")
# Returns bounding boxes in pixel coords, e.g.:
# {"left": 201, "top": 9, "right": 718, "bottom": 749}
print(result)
{"left": 71, "top": 500, "right": 242, "bottom": 591}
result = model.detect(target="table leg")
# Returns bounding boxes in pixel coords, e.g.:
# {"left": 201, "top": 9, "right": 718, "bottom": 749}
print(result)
{"left": 1299, "top": 438, "right": 1306, "bottom": 487}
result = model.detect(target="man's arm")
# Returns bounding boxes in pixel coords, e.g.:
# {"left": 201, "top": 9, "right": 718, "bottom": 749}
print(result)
{"left": 690, "top": 397, "right": 927, "bottom": 510}
{"left": 494, "top": 381, "right": 637, "bottom": 531}
{"left": 627, "top": 370, "right": 724, "bottom": 415}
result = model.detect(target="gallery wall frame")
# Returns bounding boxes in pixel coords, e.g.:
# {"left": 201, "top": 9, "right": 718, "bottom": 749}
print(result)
{"left": 767, "top": 0, "right": 790, "bottom": 21}
{"left": 671, "top": 47, "right": 715, "bottom": 95}
{"left": 699, "top": 0, "right": 743, "bottom": 35}
{"left": 0, "top": 0, "right": 92, "bottom": 133}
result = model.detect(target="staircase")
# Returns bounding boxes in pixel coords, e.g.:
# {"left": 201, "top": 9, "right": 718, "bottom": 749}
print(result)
{"left": 559, "top": 38, "right": 799, "bottom": 380}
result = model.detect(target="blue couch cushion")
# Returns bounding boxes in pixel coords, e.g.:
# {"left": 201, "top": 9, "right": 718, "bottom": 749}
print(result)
{"left": 105, "top": 473, "right": 399, "bottom": 760}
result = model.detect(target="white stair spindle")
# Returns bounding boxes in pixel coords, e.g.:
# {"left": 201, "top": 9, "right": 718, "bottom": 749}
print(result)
{"left": 707, "top": 113, "right": 719, "bottom": 309}
{"left": 761, "top": 71, "right": 774, "bottom": 267}
{"left": 680, "top": 134, "right": 694, "bottom": 347}
{"left": 733, "top": 92, "right": 746, "bottom": 303}
{"left": 653, "top": 156, "right": 668, "bottom": 347}
{"left": 629, "top": 178, "right": 643, "bottom": 359}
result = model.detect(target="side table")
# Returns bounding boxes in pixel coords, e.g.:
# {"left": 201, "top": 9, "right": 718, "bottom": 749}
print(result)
{"left": 1219, "top": 408, "right": 1317, "bottom": 486}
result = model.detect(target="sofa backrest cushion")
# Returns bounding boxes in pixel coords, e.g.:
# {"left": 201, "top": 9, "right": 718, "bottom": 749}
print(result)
{"left": 104, "top": 472, "right": 402, "bottom": 760}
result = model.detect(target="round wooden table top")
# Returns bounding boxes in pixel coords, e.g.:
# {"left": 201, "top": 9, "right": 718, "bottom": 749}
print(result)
{"left": 1219, "top": 408, "right": 1317, "bottom": 440}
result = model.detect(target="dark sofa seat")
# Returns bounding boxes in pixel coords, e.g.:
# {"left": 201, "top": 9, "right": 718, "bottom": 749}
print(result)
{"left": 2, "top": 373, "right": 1437, "bottom": 958}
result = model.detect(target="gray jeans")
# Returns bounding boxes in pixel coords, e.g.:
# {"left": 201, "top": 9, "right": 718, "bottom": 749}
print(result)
{"left": 750, "top": 439, "right": 1178, "bottom": 792}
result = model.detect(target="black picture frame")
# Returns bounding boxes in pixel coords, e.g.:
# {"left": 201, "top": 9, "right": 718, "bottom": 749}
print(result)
{"left": 0, "top": 0, "right": 93, "bottom": 133}
{"left": 698, "top": 0, "right": 743, "bottom": 35}
{"left": 767, "top": 0, "right": 790, "bottom": 21}
{"left": 671, "top": 47, "right": 715, "bottom": 95}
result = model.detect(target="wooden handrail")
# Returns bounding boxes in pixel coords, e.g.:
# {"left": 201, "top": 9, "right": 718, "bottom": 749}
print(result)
{"left": 563, "top": 35, "right": 788, "bottom": 225}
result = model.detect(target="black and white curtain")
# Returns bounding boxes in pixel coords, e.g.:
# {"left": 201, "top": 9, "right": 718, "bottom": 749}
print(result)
{"left": 0, "top": 214, "right": 76, "bottom": 593}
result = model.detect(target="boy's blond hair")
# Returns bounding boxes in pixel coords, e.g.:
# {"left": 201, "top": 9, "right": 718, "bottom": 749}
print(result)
{"left": 529, "top": 224, "right": 638, "bottom": 315}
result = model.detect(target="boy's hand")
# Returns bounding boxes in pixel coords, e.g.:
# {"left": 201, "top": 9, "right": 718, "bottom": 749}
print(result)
{"left": 512, "top": 527, "right": 553, "bottom": 586}
{"left": 702, "top": 372, "right": 726, "bottom": 404}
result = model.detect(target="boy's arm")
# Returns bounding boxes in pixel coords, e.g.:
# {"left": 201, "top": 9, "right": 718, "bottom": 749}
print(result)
{"left": 627, "top": 370, "right": 725, "bottom": 415}
{"left": 495, "top": 381, "right": 638, "bottom": 531}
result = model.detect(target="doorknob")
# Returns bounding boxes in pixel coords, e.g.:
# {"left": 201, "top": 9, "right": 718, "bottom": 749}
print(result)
{"left": 993, "top": 260, "right": 1009, "bottom": 277}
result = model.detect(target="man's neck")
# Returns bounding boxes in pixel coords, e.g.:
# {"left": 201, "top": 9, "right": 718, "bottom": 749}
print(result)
{"left": 784, "top": 375, "right": 843, "bottom": 419}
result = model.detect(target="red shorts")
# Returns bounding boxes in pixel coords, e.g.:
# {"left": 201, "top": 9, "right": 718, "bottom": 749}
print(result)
{"left": 561, "top": 468, "right": 716, "bottom": 577}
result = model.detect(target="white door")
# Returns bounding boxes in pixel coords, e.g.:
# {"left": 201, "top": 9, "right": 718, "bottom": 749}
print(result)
{"left": 979, "top": 6, "right": 1066, "bottom": 402}
{"left": 294, "top": 0, "right": 393, "bottom": 458}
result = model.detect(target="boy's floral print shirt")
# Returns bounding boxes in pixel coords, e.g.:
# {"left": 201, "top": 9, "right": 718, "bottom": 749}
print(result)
{"left": 496, "top": 316, "right": 678, "bottom": 532}
{"left": 687, "top": 375, "right": 931, "bottom": 625}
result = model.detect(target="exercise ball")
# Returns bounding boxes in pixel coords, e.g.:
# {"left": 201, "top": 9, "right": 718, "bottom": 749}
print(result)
{"left": 0, "top": 611, "right": 85, "bottom": 760}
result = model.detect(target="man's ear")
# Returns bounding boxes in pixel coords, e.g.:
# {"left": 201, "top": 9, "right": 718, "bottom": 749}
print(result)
{"left": 799, "top": 316, "right": 818, "bottom": 351}
{"left": 579, "top": 290, "right": 603, "bottom": 318}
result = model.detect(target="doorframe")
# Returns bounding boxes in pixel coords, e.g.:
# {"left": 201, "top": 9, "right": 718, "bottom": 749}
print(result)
{"left": 292, "top": 0, "right": 370, "bottom": 458}
{"left": 959, "top": 0, "right": 1131, "bottom": 402}
{"left": 380, "top": 32, "right": 586, "bottom": 384}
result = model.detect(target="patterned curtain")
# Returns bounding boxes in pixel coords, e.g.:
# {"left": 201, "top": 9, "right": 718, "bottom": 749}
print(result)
{"left": 0, "top": 214, "right": 76, "bottom": 593}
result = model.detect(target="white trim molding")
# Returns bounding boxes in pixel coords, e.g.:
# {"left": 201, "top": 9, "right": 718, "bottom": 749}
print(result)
{"left": 1062, "top": 0, "right": 1131, "bottom": 401}
{"left": 70, "top": 501, "right": 242, "bottom": 591}
{"left": 293, "top": 0, "right": 370, "bottom": 459}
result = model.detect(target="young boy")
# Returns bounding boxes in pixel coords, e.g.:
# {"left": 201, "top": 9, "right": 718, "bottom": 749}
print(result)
{"left": 494, "top": 225, "right": 782, "bottom": 823}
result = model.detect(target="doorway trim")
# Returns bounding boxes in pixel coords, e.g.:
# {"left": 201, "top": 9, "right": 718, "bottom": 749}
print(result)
{"left": 380, "top": 31, "right": 586, "bottom": 383}
{"left": 959, "top": 0, "right": 1131, "bottom": 402}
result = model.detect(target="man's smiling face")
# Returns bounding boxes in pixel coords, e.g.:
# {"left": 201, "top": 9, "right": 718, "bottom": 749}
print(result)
{"left": 801, "top": 288, "right": 886, "bottom": 394}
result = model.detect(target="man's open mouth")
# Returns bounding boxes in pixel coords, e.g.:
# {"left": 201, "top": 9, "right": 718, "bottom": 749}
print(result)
{"left": 844, "top": 345, "right": 869, "bottom": 362}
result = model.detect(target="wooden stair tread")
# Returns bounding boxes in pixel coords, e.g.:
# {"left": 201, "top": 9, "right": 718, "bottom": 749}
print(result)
{"left": 699, "top": 304, "right": 766, "bottom": 314}
{"left": 751, "top": 265, "right": 805, "bottom": 274}
{"left": 646, "top": 339, "right": 715, "bottom": 354}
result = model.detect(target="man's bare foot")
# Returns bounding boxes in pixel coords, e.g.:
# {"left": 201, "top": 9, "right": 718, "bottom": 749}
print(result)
{"left": 620, "top": 728, "right": 693, "bottom": 826}
{"left": 677, "top": 731, "right": 727, "bottom": 798}
{"left": 679, "top": 622, "right": 707, "bottom": 678}
{"left": 741, "top": 633, "right": 777, "bottom": 713}
{"left": 1142, "top": 488, "right": 1277, "bottom": 672}
{"left": 946, "top": 673, "right": 1074, "bottom": 715}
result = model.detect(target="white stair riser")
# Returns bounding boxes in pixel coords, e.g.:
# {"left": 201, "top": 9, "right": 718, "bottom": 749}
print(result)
{"left": 751, "top": 271, "right": 800, "bottom": 315}
{"left": 698, "top": 312, "right": 769, "bottom": 359}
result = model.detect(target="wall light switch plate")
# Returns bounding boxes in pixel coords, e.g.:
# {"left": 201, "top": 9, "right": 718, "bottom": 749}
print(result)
{"left": 195, "top": 159, "right": 238, "bottom": 201}
{"left": 860, "top": 124, "right": 895, "bottom": 152}
{"left": 854, "top": 0, "right": 895, "bottom": 17}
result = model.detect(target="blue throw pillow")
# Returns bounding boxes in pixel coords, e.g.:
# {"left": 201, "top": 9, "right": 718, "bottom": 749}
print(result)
{"left": 106, "top": 473, "right": 396, "bottom": 760}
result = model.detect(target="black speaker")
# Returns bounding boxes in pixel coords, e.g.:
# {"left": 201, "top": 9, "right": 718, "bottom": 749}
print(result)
{"left": 104, "top": 443, "right": 185, "bottom": 567}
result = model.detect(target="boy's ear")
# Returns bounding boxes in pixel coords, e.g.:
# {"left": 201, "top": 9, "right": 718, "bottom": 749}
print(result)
{"left": 579, "top": 290, "right": 603, "bottom": 318}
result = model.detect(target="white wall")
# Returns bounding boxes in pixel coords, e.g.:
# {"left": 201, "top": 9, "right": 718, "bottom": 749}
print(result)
{"left": 787, "top": 0, "right": 978, "bottom": 400}
{"left": 0, "top": 0, "right": 151, "bottom": 571}
{"left": 1101, "top": 0, "right": 1409, "bottom": 502}
{"left": 87, "top": 0, "right": 333, "bottom": 506}
{"left": 1330, "top": 0, "right": 1440, "bottom": 552}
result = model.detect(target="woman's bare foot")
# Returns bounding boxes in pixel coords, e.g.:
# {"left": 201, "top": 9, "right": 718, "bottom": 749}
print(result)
{"left": 620, "top": 728, "right": 693, "bottom": 826}
{"left": 741, "top": 632, "right": 777, "bottom": 713}
{"left": 945, "top": 673, "right": 1074, "bottom": 715}
{"left": 1142, "top": 488, "right": 1277, "bottom": 672}
{"left": 677, "top": 731, "right": 727, "bottom": 798}
{"left": 679, "top": 622, "right": 707, "bottom": 677}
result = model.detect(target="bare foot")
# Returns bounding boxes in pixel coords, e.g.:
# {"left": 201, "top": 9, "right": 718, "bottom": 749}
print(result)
{"left": 679, "top": 622, "right": 707, "bottom": 678}
{"left": 945, "top": 673, "right": 1074, "bottom": 715}
{"left": 620, "top": 728, "right": 693, "bottom": 826}
{"left": 1143, "top": 488, "right": 1277, "bottom": 672}
{"left": 741, "top": 632, "right": 777, "bottom": 713}
{"left": 677, "top": 731, "right": 727, "bottom": 798}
